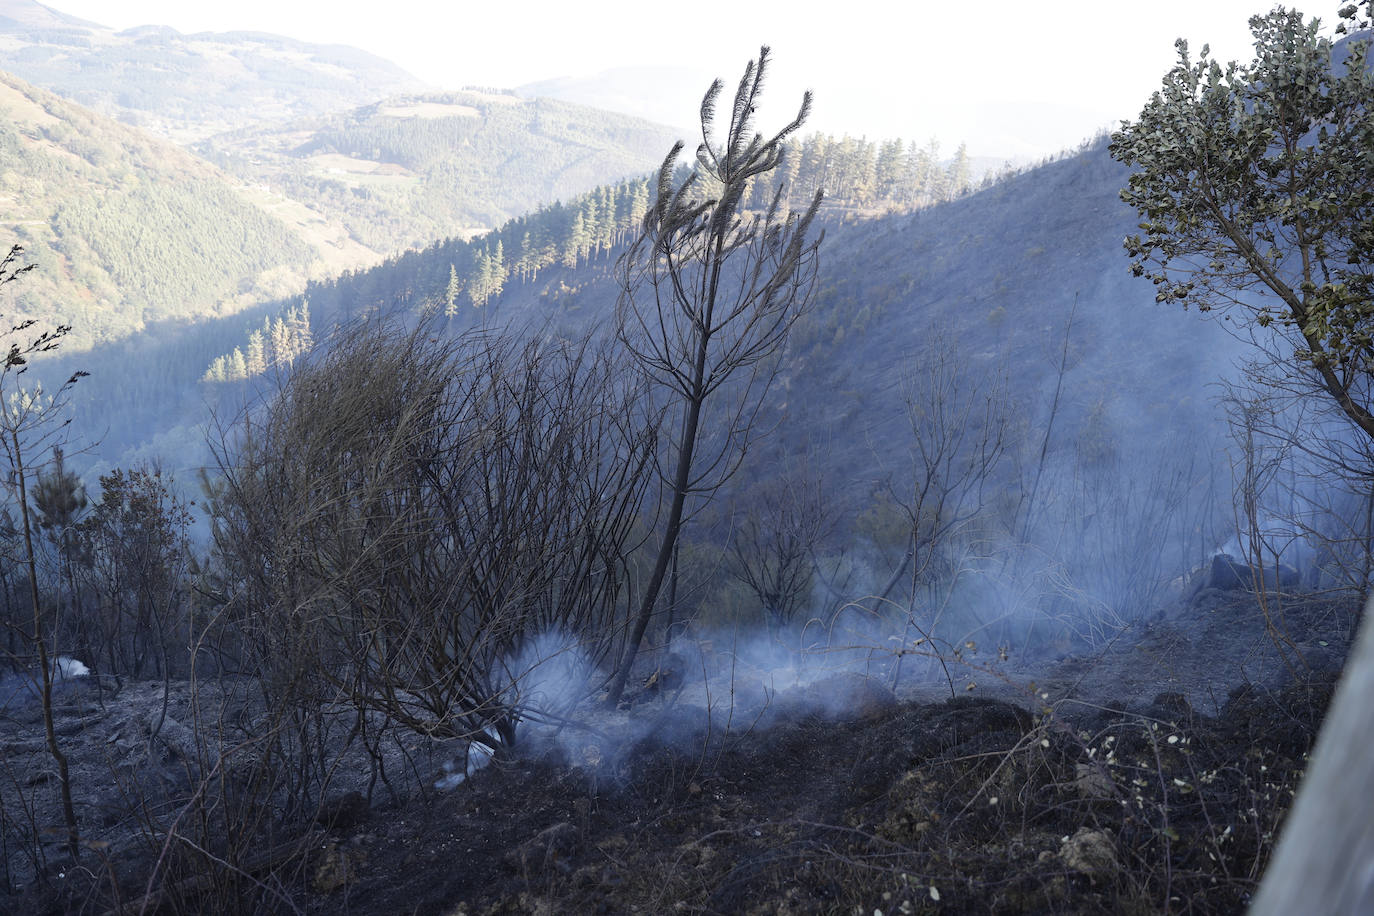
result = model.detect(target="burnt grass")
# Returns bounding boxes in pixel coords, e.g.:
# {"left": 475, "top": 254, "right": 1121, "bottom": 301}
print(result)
{"left": 322, "top": 680, "right": 1333, "bottom": 916}
{"left": 6, "top": 592, "right": 1355, "bottom": 915}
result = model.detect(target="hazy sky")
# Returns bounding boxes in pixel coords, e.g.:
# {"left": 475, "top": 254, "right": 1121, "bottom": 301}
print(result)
{"left": 51, "top": 0, "right": 1313, "bottom": 159}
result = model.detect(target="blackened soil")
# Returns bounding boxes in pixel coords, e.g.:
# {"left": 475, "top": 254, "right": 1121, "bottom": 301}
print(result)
{"left": 312, "top": 678, "right": 1331, "bottom": 916}
{"left": 7, "top": 592, "right": 1356, "bottom": 915}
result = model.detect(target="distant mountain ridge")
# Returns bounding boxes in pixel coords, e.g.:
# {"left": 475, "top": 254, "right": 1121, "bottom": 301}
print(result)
{"left": 0, "top": 0, "right": 95, "bottom": 28}
{"left": 0, "top": 0, "right": 426, "bottom": 142}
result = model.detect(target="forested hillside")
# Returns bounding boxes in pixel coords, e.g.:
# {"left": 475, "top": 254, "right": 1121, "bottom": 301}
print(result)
{"left": 194, "top": 90, "right": 680, "bottom": 254}
{"left": 0, "top": 68, "right": 702, "bottom": 354}
{"left": 199, "top": 128, "right": 996, "bottom": 380}
{"left": 50, "top": 130, "right": 1239, "bottom": 551}
{"left": 0, "top": 0, "right": 425, "bottom": 141}
{"left": 0, "top": 69, "right": 320, "bottom": 348}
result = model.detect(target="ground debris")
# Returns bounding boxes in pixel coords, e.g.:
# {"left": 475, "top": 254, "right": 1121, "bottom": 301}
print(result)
{"left": 1059, "top": 827, "right": 1117, "bottom": 875}
{"left": 0, "top": 594, "right": 1352, "bottom": 915}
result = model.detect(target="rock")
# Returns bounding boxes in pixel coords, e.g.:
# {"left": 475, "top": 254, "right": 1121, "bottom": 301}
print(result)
{"left": 312, "top": 841, "right": 366, "bottom": 894}
{"left": 1187, "top": 554, "right": 1303, "bottom": 603}
{"left": 148, "top": 713, "right": 215, "bottom": 768}
{"left": 1074, "top": 763, "right": 1115, "bottom": 801}
{"left": 1059, "top": 827, "right": 1117, "bottom": 875}
{"left": 1200, "top": 554, "right": 1248, "bottom": 592}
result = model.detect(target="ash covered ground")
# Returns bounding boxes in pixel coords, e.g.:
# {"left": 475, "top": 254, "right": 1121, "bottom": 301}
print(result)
{"left": 1, "top": 586, "right": 1356, "bottom": 915}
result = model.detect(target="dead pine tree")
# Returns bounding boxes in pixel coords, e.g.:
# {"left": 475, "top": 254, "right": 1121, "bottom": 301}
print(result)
{"left": 606, "top": 47, "right": 824, "bottom": 706}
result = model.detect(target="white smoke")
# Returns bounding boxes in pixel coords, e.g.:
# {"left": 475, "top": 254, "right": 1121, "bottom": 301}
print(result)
{"left": 0, "top": 655, "right": 90, "bottom": 712}
{"left": 429, "top": 609, "right": 985, "bottom": 793}
{"left": 55, "top": 656, "right": 90, "bottom": 680}
{"left": 435, "top": 630, "right": 598, "bottom": 790}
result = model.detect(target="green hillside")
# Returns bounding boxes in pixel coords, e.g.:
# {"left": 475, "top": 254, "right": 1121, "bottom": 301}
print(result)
{"left": 195, "top": 90, "right": 681, "bottom": 254}
{"left": 0, "top": 66, "right": 689, "bottom": 353}
{"left": 0, "top": 69, "right": 320, "bottom": 348}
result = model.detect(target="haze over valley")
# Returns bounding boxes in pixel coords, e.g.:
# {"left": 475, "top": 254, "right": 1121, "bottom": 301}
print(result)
{"left": 0, "top": 1, "right": 1370, "bottom": 912}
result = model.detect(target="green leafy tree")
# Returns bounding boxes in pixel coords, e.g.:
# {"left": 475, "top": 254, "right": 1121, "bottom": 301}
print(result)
{"left": 898, "top": 139, "right": 925, "bottom": 203}
{"left": 1110, "top": 3, "right": 1374, "bottom": 438}
{"left": 563, "top": 211, "right": 588, "bottom": 268}
{"left": 489, "top": 240, "right": 505, "bottom": 298}
{"left": 269, "top": 313, "right": 291, "bottom": 365}
{"left": 228, "top": 347, "right": 248, "bottom": 381}
{"left": 515, "top": 233, "right": 534, "bottom": 281}
{"left": 921, "top": 138, "right": 946, "bottom": 203}
{"left": 849, "top": 136, "right": 878, "bottom": 205}
{"left": 627, "top": 181, "right": 650, "bottom": 236}
{"left": 290, "top": 299, "right": 313, "bottom": 359}
{"left": 31, "top": 445, "right": 87, "bottom": 537}
{"left": 30, "top": 444, "right": 89, "bottom": 657}
{"left": 776, "top": 142, "right": 802, "bottom": 208}
{"left": 798, "top": 133, "right": 831, "bottom": 201}
{"left": 1115, "top": 13, "right": 1374, "bottom": 908}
